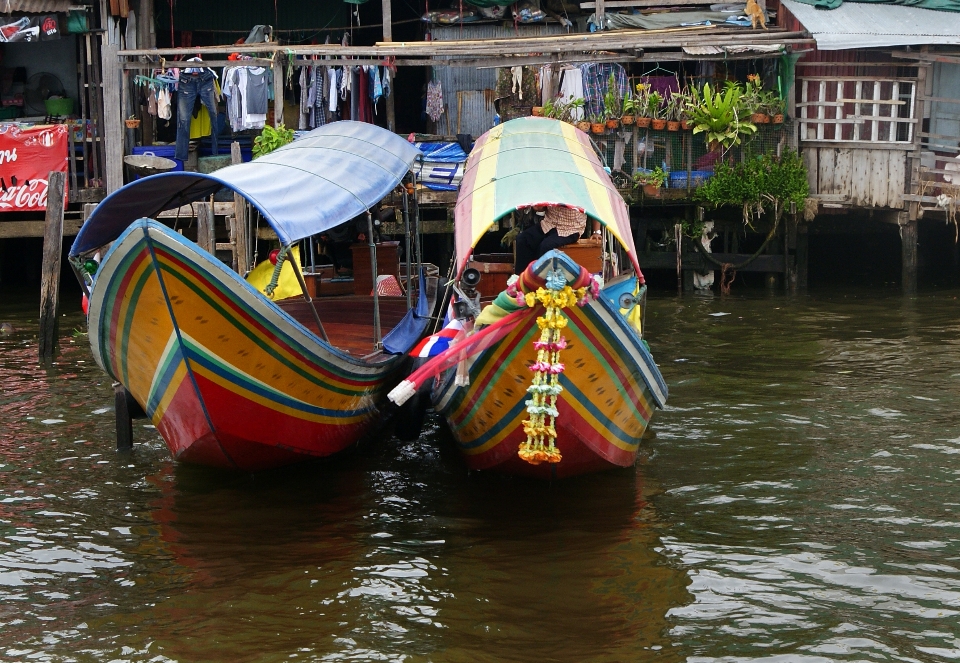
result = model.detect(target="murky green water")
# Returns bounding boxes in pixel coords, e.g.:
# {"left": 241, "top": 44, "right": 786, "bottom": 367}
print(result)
{"left": 1, "top": 286, "right": 959, "bottom": 662}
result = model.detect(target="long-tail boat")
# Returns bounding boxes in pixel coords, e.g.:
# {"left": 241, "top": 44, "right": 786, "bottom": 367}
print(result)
{"left": 69, "top": 122, "right": 433, "bottom": 471}
{"left": 389, "top": 117, "right": 667, "bottom": 478}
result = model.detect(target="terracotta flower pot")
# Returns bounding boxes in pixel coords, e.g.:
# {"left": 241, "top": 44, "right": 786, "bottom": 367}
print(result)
{"left": 642, "top": 183, "right": 662, "bottom": 198}
{"left": 667, "top": 120, "right": 680, "bottom": 131}
{"left": 680, "top": 119, "right": 691, "bottom": 130}
{"left": 591, "top": 122, "right": 605, "bottom": 134}
{"left": 606, "top": 118, "right": 620, "bottom": 129}
{"left": 651, "top": 118, "right": 667, "bottom": 130}
{"left": 636, "top": 117, "right": 652, "bottom": 128}
{"left": 532, "top": 106, "right": 544, "bottom": 117}
{"left": 576, "top": 121, "right": 591, "bottom": 133}
{"left": 124, "top": 119, "right": 140, "bottom": 129}
{"left": 751, "top": 113, "right": 770, "bottom": 124}
{"left": 621, "top": 115, "right": 635, "bottom": 125}
{"left": 772, "top": 113, "right": 784, "bottom": 124}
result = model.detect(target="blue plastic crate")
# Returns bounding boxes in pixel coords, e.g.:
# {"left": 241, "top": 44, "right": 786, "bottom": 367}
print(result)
{"left": 669, "top": 170, "right": 712, "bottom": 189}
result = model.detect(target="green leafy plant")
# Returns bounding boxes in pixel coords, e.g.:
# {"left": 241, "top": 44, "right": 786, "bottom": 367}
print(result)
{"left": 253, "top": 123, "right": 295, "bottom": 159}
{"left": 542, "top": 98, "right": 557, "bottom": 119}
{"left": 646, "top": 90, "right": 664, "bottom": 119}
{"left": 622, "top": 95, "right": 637, "bottom": 116}
{"left": 694, "top": 149, "right": 808, "bottom": 227}
{"left": 603, "top": 73, "right": 622, "bottom": 120}
{"left": 634, "top": 165, "right": 668, "bottom": 189}
{"left": 687, "top": 82, "right": 757, "bottom": 151}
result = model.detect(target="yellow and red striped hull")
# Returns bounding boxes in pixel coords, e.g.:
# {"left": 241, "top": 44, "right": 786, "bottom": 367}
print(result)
{"left": 433, "top": 273, "right": 667, "bottom": 478}
{"left": 88, "top": 219, "right": 404, "bottom": 470}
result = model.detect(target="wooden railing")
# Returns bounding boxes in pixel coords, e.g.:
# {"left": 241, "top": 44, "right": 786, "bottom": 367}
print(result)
{"left": 798, "top": 77, "right": 917, "bottom": 144}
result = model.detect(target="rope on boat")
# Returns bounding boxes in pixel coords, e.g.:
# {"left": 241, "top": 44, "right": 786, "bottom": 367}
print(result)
{"left": 264, "top": 245, "right": 291, "bottom": 298}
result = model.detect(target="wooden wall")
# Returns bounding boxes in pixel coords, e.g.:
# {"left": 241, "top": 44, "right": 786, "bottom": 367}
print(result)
{"left": 802, "top": 146, "right": 908, "bottom": 209}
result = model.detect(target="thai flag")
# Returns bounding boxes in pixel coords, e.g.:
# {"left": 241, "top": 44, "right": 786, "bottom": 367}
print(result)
{"left": 410, "top": 319, "right": 464, "bottom": 358}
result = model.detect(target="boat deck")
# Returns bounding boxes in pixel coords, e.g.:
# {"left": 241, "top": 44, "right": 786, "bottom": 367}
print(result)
{"left": 277, "top": 296, "right": 413, "bottom": 358}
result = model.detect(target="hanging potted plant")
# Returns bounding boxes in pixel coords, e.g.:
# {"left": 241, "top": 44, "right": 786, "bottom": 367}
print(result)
{"left": 769, "top": 93, "right": 786, "bottom": 124}
{"left": 634, "top": 166, "right": 668, "bottom": 198}
{"left": 621, "top": 96, "right": 636, "bottom": 125}
{"left": 635, "top": 83, "right": 652, "bottom": 128}
{"left": 688, "top": 82, "right": 757, "bottom": 152}
{"left": 676, "top": 88, "right": 693, "bottom": 130}
{"left": 603, "top": 73, "right": 622, "bottom": 130}
{"left": 745, "top": 74, "right": 769, "bottom": 125}
{"left": 560, "top": 97, "right": 584, "bottom": 125}
{"left": 590, "top": 114, "right": 606, "bottom": 135}
{"left": 648, "top": 91, "right": 666, "bottom": 130}
{"left": 665, "top": 96, "right": 681, "bottom": 131}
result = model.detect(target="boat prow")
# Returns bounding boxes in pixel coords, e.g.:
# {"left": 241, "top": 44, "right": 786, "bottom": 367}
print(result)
{"left": 89, "top": 219, "right": 408, "bottom": 470}
{"left": 431, "top": 250, "right": 667, "bottom": 478}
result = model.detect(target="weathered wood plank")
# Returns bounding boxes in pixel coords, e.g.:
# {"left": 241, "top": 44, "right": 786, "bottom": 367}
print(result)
{"left": 887, "top": 151, "right": 906, "bottom": 209}
{"left": 850, "top": 150, "right": 870, "bottom": 206}
{"left": 818, "top": 148, "right": 836, "bottom": 195}
{"left": 834, "top": 148, "right": 852, "bottom": 199}
{"left": 802, "top": 148, "right": 819, "bottom": 194}
{"left": 230, "top": 142, "right": 250, "bottom": 274}
{"left": 869, "top": 150, "right": 889, "bottom": 208}
{"left": 0, "top": 219, "right": 84, "bottom": 239}
{"left": 39, "top": 171, "right": 66, "bottom": 363}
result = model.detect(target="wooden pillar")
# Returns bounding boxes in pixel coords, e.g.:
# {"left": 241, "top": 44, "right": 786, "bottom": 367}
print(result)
{"left": 230, "top": 142, "right": 250, "bottom": 274}
{"left": 796, "top": 222, "right": 809, "bottom": 289}
{"left": 39, "top": 171, "right": 66, "bottom": 363}
{"left": 382, "top": 0, "right": 396, "bottom": 132}
{"left": 100, "top": 1, "right": 124, "bottom": 193}
{"left": 196, "top": 202, "right": 215, "bottom": 254}
{"left": 901, "top": 213, "right": 918, "bottom": 295}
{"left": 115, "top": 383, "right": 134, "bottom": 450}
{"left": 137, "top": 0, "right": 155, "bottom": 145}
{"left": 273, "top": 52, "right": 284, "bottom": 127}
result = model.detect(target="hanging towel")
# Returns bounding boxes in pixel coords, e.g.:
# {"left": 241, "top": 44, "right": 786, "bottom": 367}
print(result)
{"left": 511, "top": 66, "right": 523, "bottom": 100}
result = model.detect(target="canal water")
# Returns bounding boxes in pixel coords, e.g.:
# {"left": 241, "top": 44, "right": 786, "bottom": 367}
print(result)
{"left": 1, "top": 286, "right": 959, "bottom": 662}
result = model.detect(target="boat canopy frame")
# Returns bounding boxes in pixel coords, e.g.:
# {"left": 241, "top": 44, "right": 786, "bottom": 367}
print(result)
{"left": 453, "top": 117, "right": 643, "bottom": 281}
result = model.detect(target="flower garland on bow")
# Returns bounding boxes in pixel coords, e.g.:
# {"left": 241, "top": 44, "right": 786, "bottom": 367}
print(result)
{"left": 512, "top": 269, "right": 601, "bottom": 465}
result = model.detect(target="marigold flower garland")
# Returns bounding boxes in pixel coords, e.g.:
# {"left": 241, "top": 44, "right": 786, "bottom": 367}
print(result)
{"left": 513, "top": 269, "right": 600, "bottom": 465}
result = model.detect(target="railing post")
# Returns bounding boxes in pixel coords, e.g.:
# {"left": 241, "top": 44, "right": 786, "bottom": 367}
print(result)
{"left": 39, "top": 171, "right": 66, "bottom": 363}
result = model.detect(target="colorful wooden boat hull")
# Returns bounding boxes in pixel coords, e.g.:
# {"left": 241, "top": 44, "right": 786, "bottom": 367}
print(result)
{"left": 432, "top": 254, "right": 668, "bottom": 479}
{"left": 87, "top": 219, "right": 405, "bottom": 471}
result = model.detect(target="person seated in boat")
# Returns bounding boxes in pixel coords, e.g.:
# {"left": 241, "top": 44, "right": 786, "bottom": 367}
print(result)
{"left": 513, "top": 204, "right": 602, "bottom": 274}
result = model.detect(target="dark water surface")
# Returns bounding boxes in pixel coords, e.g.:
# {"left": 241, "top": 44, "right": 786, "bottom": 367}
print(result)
{"left": 1, "top": 287, "right": 959, "bottom": 662}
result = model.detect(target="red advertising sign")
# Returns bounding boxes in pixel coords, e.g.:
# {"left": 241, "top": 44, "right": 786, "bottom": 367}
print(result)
{"left": 0, "top": 124, "right": 69, "bottom": 212}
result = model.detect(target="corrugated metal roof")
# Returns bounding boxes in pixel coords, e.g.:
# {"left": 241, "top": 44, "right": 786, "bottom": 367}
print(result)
{"left": 782, "top": 0, "right": 960, "bottom": 49}
{"left": 0, "top": 0, "right": 78, "bottom": 12}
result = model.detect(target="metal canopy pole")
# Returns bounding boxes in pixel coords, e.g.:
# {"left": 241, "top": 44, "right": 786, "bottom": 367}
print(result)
{"left": 402, "top": 187, "right": 412, "bottom": 311}
{"left": 286, "top": 250, "right": 329, "bottom": 343}
{"left": 367, "top": 211, "right": 382, "bottom": 349}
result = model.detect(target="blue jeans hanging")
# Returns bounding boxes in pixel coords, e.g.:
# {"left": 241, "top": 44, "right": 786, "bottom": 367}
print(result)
{"left": 175, "top": 71, "right": 218, "bottom": 161}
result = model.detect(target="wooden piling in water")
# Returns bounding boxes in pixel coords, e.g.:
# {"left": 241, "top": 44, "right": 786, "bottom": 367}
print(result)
{"left": 900, "top": 212, "right": 918, "bottom": 295}
{"left": 39, "top": 171, "right": 66, "bottom": 363}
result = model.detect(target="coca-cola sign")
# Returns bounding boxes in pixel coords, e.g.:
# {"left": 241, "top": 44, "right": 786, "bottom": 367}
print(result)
{"left": 0, "top": 124, "right": 68, "bottom": 212}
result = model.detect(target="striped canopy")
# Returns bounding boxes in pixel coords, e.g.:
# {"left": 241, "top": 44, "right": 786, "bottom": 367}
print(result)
{"left": 454, "top": 117, "right": 639, "bottom": 275}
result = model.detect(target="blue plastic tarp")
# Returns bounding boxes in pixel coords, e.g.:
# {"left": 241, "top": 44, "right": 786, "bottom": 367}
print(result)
{"left": 413, "top": 141, "right": 467, "bottom": 192}
{"left": 71, "top": 121, "right": 421, "bottom": 256}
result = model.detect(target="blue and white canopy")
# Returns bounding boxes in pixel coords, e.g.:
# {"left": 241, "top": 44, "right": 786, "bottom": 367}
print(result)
{"left": 70, "top": 121, "right": 421, "bottom": 256}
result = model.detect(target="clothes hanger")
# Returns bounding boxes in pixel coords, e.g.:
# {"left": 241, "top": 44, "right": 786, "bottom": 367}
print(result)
{"left": 641, "top": 63, "right": 673, "bottom": 77}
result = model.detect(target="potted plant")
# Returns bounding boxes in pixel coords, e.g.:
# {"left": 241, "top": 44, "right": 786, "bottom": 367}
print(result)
{"left": 634, "top": 165, "right": 668, "bottom": 198}
{"left": 768, "top": 93, "right": 786, "bottom": 124}
{"left": 744, "top": 74, "right": 769, "bottom": 124}
{"left": 603, "top": 73, "right": 622, "bottom": 130}
{"left": 124, "top": 115, "right": 140, "bottom": 129}
{"left": 648, "top": 91, "right": 666, "bottom": 130}
{"left": 687, "top": 82, "right": 757, "bottom": 152}
{"left": 621, "top": 96, "right": 636, "bottom": 125}
{"left": 589, "top": 114, "right": 606, "bottom": 135}
{"left": 634, "top": 83, "right": 652, "bottom": 128}
{"left": 675, "top": 88, "right": 693, "bottom": 130}
{"left": 665, "top": 95, "right": 681, "bottom": 131}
